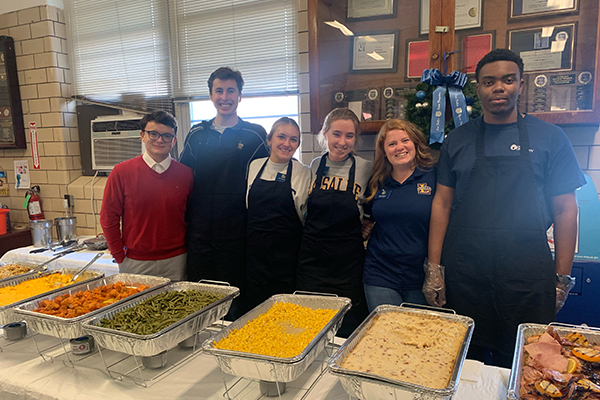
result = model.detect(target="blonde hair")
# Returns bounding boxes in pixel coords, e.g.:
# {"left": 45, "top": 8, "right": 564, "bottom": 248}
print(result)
{"left": 366, "top": 119, "right": 434, "bottom": 202}
{"left": 267, "top": 117, "right": 301, "bottom": 143}
{"left": 317, "top": 108, "right": 361, "bottom": 151}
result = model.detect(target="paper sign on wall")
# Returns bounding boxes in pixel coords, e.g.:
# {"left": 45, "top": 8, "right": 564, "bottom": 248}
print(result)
{"left": 14, "top": 160, "right": 30, "bottom": 189}
{"left": 0, "top": 171, "right": 8, "bottom": 197}
{"left": 29, "top": 122, "right": 41, "bottom": 170}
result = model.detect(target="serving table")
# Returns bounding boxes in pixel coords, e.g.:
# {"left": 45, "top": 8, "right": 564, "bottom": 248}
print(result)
{"left": 0, "top": 243, "right": 510, "bottom": 399}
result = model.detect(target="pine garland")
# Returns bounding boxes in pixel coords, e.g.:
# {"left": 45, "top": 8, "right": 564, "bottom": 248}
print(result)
{"left": 404, "top": 80, "right": 482, "bottom": 149}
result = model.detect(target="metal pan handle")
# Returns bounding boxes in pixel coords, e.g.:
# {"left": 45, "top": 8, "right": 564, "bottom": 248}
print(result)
{"left": 399, "top": 302, "right": 456, "bottom": 315}
{"left": 293, "top": 290, "right": 338, "bottom": 297}
{"left": 549, "top": 321, "right": 600, "bottom": 332}
{"left": 198, "top": 279, "right": 231, "bottom": 286}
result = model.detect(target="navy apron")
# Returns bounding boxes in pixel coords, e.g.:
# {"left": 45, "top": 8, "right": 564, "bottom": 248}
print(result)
{"left": 245, "top": 159, "right": 303, "bottom": 311}
{"left": 186, "top": 122, "right": 248, "bottom": 318}
{"left": 443, "top": 115, "right": 555, "bottom": 364}
{"left": 297, "top": 154, "right": 368, "bottom": 338}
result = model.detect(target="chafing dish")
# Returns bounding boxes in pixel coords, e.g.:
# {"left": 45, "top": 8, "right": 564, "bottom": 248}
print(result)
{"left": 0, "top": 267, "right": 104, "bottom": 325}
{"left": 507, "top": 323, "right": 600, "bottom": 400}
{"left": 0, "top": 261, "right": 44, "bottom": 284}
{"left": 82, "top": 281, "right": 239, "bottom": 357}
{"left": 202, "top": 293, "right": 352, "bottom": 383}
{"left": 327, "top": 304, "right": 474, "bottom": 400}
{"left": 14, "top": 274, "right": 170, "bottom": 339}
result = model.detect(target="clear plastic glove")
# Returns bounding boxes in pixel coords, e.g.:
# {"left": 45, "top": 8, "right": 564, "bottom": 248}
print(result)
{"left": 556, "top": 275, "right": 576, "bottom": 314}
{"left": 422, "top": 258, "right": 446, "bottom": 307}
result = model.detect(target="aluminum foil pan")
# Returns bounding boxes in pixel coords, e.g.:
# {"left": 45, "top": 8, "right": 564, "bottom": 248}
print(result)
{"left": 507, "top": 323, "right": 600, "bottom": 400}
{"left": 327, "top": 305, "right": 474, "bottom": 400}
{"left": 82, "top": 281, "right": 239, "bottom": 357}
{"left": 0, "top": 267, "right": 104, "bottom": 326}
{"left": 0, "top": 262, "right": 44, "bottom": 284}
{"left": 202, "top": 293, "right": 352, "bottom": 383}
{"left": 14, "top": 274, "right": 170, "bottom": 339}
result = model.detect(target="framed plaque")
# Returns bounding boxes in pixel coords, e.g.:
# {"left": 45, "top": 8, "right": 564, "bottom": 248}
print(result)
{"left": 406, "top": 39, "right": 430, "bottom": 79}
{"left": 381, "top": 86, "right": 416, "bottom": 120}
{"left": 0, "top": 37, "right": 26, "bottom": 149}
{"left": 420, "top": 0, "right": 482, "bottom": 35}
{"left": 332, "top": 89, "right": 381, "bottom": 121}
{"left": 510, "top": 0, "right": 578, "bottom": 20}
{"left": 461, "top": 32, "right": 494, "bottom": 74}
{"left": 347, "top": 0, "right": 396, "bottom": 21}
{"left": 350, "top": 30, "right": 398, "bottom": 74}
{"left": 522, "top": 70, "right": 594, "bottom": 113}
{"left": 508, "top": 24, "right": 575, "bottom": 73}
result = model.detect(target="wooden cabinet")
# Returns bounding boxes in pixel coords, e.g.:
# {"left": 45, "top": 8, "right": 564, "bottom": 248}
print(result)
{"left": 308, "top": 0, "right": 600, "bottom": 134}
{"left": 0, "top": 229, "right": 32, "bottom": 258}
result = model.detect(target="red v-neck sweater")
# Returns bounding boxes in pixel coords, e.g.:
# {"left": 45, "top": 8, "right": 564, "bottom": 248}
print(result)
{"left": 100, "top": 156, "right": 193, "bottom": 263}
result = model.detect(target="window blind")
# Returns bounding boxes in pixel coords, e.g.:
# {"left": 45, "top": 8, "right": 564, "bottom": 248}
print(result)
{"left": 171, "top": 0, "right": 299, "bottom": 99}
{"left": 65, "top": 0, "right": 173, "bottom": 111}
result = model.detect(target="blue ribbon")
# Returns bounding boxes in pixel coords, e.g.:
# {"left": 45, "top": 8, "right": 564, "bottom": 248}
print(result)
{"left": 421, "top": 69, "right": 469, "bottom": 144}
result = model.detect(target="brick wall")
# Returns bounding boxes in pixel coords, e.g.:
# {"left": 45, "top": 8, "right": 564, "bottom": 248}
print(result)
{"left": 0, "top": 5, "right": 97, "bottom": 235}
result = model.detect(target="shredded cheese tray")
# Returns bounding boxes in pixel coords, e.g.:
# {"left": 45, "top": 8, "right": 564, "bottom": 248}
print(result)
{"left": 340, "top": 311, "right": 467, "bottom": 389}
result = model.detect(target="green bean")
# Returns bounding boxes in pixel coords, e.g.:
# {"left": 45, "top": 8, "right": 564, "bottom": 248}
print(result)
{"left": 99, "top": 290, "right": 224, "bottom": 335}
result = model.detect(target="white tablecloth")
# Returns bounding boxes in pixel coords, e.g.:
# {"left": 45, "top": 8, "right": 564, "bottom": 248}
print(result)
{"left": 0, "top": 241, "right": 119, "bottom": 277}
{"left": 0, "top": 330, "right": 510, "bottom": 400}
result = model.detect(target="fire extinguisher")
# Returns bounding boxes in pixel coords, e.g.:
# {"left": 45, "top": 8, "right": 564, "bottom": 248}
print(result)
{"left": 25, "top": 185, "right": 45, "bottom": 221}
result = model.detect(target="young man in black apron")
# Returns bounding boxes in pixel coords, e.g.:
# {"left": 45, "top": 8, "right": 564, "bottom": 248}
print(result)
{"left": 425, "top": 49, "right": 585, "bottom": 367}
{"left": 179, "top": 67, "right": 268, "bottom": 319}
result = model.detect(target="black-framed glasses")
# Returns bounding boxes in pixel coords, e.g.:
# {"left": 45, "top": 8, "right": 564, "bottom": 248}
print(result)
{"left": 143, "top": 130, "right": 175, "bottom": 143}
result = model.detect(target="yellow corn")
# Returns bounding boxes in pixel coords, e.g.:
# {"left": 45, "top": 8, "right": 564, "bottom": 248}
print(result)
{"left": 0, "top": 273, "right": 75, "bottom": 307}
{"left": 214, "top": 301, "right": 337, "bottom": 358}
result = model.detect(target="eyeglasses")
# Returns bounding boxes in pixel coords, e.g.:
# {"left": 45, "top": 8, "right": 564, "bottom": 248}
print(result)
{"left": 143, "top": 130, "right": 175, "bottom": 143}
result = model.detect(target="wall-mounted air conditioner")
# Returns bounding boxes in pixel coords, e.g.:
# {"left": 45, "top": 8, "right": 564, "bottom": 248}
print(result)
{"left": 91, "top": 115, "right": 145, "bottom": 170}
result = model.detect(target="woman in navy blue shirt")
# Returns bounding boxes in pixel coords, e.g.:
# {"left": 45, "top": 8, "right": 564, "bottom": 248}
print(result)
{"left": 362, "top": 119, "right": 436, "bottom": 311}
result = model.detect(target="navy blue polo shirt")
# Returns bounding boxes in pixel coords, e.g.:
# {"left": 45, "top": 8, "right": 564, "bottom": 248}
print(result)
{"left": 437, "top": 115, "right": 585, "bottom": 228}
{"left": 363, "top": 168, "right": 436, "bottom": 290}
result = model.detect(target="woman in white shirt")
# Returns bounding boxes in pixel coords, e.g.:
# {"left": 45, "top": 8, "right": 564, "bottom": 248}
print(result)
{"left": 297, "top": 108, "right": 373, "bottom": 337}
{"left": 245, "top": 117, "right": 311, "bottom": 310}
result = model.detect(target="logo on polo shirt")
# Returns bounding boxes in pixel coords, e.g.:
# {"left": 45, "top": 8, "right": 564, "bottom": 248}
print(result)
{"left": 510, "top": 144, "right": 534, "bottom": 152}
{"left": 417, "top": 183, "right": 432, "bottom": 195}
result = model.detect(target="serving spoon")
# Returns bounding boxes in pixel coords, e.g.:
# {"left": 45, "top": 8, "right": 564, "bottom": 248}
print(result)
{"left": 69, "top": 252, "right": 103, "bottom": 282}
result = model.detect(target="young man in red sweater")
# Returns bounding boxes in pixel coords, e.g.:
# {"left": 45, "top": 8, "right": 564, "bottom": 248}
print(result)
{"left": 100, "top": 111, "right": 193, "bottom": 280}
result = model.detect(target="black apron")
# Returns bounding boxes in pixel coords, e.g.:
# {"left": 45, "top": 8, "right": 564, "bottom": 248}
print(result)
{"left": 186, "top": 122, "right": 248, "bottom": 318}
{"left": 297, "top": 154, "right": 368, "bottom": 338}
{"left": 443, "top": 115, "right": 555, "bottom": 360}
{"left": 245, "top": 159, "right": 303, "bottom": 311}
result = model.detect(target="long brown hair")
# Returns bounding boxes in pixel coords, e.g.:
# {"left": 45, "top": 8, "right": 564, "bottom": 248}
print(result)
{"left": 366, "top": 119, "right": 434, "bottom": 202}
{"left": 316, "top": 108, "right": 361, "bottom": 150}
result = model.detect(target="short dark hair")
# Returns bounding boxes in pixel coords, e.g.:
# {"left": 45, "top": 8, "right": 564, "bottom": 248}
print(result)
{"left": 475, "top": 49, "right": 524, "bottom": 82}
{"left": 140, "top": 110, "right": 178, "bottom": 134}
{"left": 208, "top": 67, "right": 244, "bottom": 93}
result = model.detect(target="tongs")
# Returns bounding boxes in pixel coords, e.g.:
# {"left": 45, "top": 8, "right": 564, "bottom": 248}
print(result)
{"left": 29, "top": 239, "right": 77, "bottom": 254}
{"left": 70, "top": 252, "right": 103, "bottom": 282}
{"left": 29, "top": 243, "right": 86, "bottom": 274}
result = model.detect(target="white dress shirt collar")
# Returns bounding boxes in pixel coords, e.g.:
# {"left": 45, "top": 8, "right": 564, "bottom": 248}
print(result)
{"left": 142, "top": 152, "right": 171, "bottom": 173}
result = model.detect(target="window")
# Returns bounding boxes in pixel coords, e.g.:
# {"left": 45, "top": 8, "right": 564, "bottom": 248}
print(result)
{"left": 190, "top": 94, "right": 300, "bottom": 156}
{"left": 65, "top": 0, "right": 299, "bottom": 111}
{"left": 171, "top": 0, "right": 299, "bottom": 99}
{"left": 65, "top": 0, "right": 172, "bottom": 109}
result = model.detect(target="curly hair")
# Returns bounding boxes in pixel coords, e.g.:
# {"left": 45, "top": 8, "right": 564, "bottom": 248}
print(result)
{"left": 366, "top": 119, "right": 434, "bottom": 202}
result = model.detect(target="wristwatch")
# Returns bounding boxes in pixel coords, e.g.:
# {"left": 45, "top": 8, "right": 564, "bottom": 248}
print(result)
{"left": 556, "top": 274, "right": 576, "bottom": 287}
